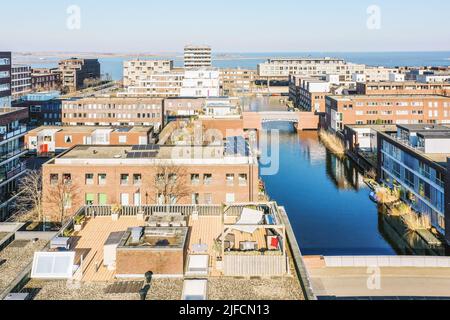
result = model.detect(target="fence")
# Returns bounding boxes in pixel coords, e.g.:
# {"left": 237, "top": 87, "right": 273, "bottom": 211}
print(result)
{"left": 223, "top": 254, "right": 287, "bottom": 277}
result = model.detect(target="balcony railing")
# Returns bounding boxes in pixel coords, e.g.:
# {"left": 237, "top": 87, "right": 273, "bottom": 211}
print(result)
{"left": 0, "top": 126, "right": 27, "bottom": 142}
{"left": 0, "top": 162, "right": 27, "bottom": 184}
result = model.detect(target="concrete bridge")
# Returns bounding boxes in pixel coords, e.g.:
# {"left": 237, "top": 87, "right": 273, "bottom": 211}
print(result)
{"left": 242, "top": 111, "right": 319, "bottom": 131}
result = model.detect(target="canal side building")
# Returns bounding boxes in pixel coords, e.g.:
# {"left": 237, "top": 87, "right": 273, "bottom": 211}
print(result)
{"left": 325, "top": 94, "right": 450, "bottom": 132}
{"left": 377, "top": 124, "right": 450, "bottom": 242}
{"left": 58, "top": 58, "right": 101, "bottom": 92}
{"left": 11, "top": 65, "right": 32, "bottom": 101}
{"left": 61, "top": 97, "right": 164, "bottom": 130}
{"left": 41, "top": 143, "right": 259, "bottom": 219}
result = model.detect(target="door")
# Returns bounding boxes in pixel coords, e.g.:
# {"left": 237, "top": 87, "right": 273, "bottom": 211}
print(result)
{"left": 120, "top": 193, "right": 129, "bottom": 206}
{"left": 134, "top": 192, "right": 141, "bottom": 206}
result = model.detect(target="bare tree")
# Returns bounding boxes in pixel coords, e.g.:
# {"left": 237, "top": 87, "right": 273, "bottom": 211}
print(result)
{"left": 13, "top": 170, "right": 43, "bottom": 222}
{"left": 152, "top": 164, "right": 192, "bottom": 205}
{"left": 44, "top": 177, "right": 81, "bottom": 223}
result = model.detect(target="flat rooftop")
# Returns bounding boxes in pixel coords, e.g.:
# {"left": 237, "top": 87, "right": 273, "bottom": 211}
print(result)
{"left": 0, "top": 239, "right": 48, "bottom": 295}
{"left": 27, "top": 126, "right": 151, "bottom": 135}
{"left": 346, "top": 124, "right": 398, "bottom": 132}
{"left": 0, "top": 107, "right": 27, "bottom": 116}
{"left": 397, "top": 124, "right": 450, "bottom": 132}
{"left": 327, "top": 94, "right": 450, "bottom": 100}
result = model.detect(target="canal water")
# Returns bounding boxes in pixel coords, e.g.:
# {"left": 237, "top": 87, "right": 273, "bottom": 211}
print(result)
{"left": 244, "top": 97, "right": 446, "bottom": 256}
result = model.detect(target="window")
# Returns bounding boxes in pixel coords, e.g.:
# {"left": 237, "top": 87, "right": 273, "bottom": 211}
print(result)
{"left": 120, "top": 193, "right": 129, "bottom": 206}
{"left": 120, "top": 174, "right": 129, "bottom": 185}
{"left": 204, "top": 174, "right": 212, "bottom": 185}
{"left": 134, "top": 192, "right": 141, "bottom": 206}
{"left": 226, "top": 193, "right": 235, "bottom": 203}
{"left": 85, "top": 193, "right": 95, "bottom": 205}
{"left": 98, "top": 193, "right": 108, "bottom": 205}
{"left": 238, "top": 174, "right": 248, "bottom": 186}
{"left": 85, "top": 174, "right": 94, "bottom": 185}
{"left": 204, "top": 193, "right": 212, "bottom": 205}
{"left": 64, "top": 135, "right": 72, "bottom": 143}
{"left": 50, "top": 174, "right": 59, "bottom": 185}
{"left": 98, "top": 174, "right": 107, "bottom": 185}
{"left": 226, "top": 174, "right": 235, "bottom": 186}
{"left": 62, "top": 173, "right": 72, "bottom": 185}
{"left": 192, "top": 193, "right": 199, "bottom": 205}
{"left": 119, "top": 135, "right": 127, "bottom": 144}
{"left": 191, "top": 174, "right": 200, "bottom": 185}
{"left": 133, "top": 174, "right": 142, "bottom": 185}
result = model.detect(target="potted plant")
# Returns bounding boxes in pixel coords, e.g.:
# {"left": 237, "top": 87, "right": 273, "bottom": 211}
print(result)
{"left": 73, "top": 215, "right": 86, "bottom": 232}
{"left": 213, "top": 239, "right": 223, "bottom": 270}
{"left": 111, "top": 204, "right": 122, "bottom": 221}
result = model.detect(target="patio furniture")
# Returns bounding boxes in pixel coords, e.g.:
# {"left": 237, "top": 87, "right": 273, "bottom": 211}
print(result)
{"left": 232, "top": 208, "right": 264, "bottom": 234}
{"left": 239, "top": 241, "right": 258, "bottom": 251}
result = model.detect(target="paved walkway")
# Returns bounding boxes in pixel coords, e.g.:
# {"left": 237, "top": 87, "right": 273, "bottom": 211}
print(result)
{"left": 306, "top": 257, "right": 450, "bottom": 297}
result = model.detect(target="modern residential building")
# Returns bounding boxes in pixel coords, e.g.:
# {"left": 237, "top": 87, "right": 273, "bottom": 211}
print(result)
{"left": 257, "top": 57, "right": 366, "bottom": 81}
{"left": 58, "top": 58, "right": 101, "bottom": 92}
{"left": 164, "top": 97, "right": 206, "bottom": 119}
{"left": 120, "top": 69, "right": 184, "bottom": 98}
{"left": 123, "top": 60, "right": 174, "bottom": 87}
{"left": 41, "top": 142, "right": 259, "bottom": 217}
{"left": 13, "top": 91, "right": 62, "bottom": 127}
{"left": 11, "top": 65, "right": 32, "bottom": 100}
{"left": 31, "top": 68, "right": 62, "bottom": 92}
{"left": 184, "top": 45, "right": 212, "bottom": 69}
{"left": 61, "top": 97, "right": 164, "bottom": 129}
{"left": 377, "top": 124, "right": 450, "bottom": 242}
{"left": 0, "top": 52, "right": 12, "bottom": 108}
{"left": 325, "top": 94, "right": 450, "bottom": 132}
{"left": 180, "top": 69, "right": 220, "bottom": 97}
{"left": 363, "top": 66, "right": 401, "bottom": 82}
{"left": 357, "top": 81, "right": 450, "bottom": 96}
{"left": 25, "top": 126, "right": 154, "bottom": 156}
{"left": 0, "top": 107, "right": 29, "bottom": 221}
{"left": 219, "top": 68, "right": 256, "bottom": 95}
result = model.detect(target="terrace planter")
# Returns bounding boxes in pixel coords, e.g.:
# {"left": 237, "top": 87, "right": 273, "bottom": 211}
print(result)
{"left": 112, "top": 213, "right": 119, "bottom": 221}
{"left": 137, "top": 213, "right": 145, "bottom": 221}
{"left": 74, "top": 223, "right": 83, "bottom": 232}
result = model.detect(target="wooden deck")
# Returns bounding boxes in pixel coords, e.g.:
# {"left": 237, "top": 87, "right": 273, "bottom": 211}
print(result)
{"left": 73, "top": 215, "right": 271, "bottom": 282}
{"left": 73, "top": 216, "right": 145, "bottom": 282}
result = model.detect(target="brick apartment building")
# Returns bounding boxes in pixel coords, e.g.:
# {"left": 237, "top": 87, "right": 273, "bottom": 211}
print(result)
{"left": 357, "top": 81, "right": 450, "bottom": 96}
{"left": 31, "top": 68, "right": 62, "bottom": 91}
{"left": 58, "top": 58, "right": 101, "bottom": 92}
{"left": 325, "top": 94, "right": 450, "bottom": 132}
{"left": 13, "top": 91, "right": 62, "bottom": 126}
{"left": 42, "top": 143, "right": 259, "bottom": 219}
{"left": 62, "top": 97, "right": 164, "bottom": 130}
{"left": 25, "top": 126, "right": 154, "bottom": 156}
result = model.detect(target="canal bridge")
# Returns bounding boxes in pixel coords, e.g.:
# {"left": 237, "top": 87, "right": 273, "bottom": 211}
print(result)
{"left": 242, "top": 111, "right": 319, "bottom": 131}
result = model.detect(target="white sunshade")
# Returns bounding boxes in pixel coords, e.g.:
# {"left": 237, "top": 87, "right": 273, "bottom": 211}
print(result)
{"left": 232, "top": 208, "right": 264, "bottom": 234}
{"left": 182, "top": 280, "right": 208, "bottom": 300}
{"left": 31, "top": 251, "right": 76, "bottom": 279}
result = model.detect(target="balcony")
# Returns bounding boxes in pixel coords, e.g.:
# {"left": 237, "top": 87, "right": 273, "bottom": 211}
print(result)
{"left": 0, "top": 162, "right": 27, "bottom": 185}
{"left": 0, "top": 126, "right": 27, "bottom": 143}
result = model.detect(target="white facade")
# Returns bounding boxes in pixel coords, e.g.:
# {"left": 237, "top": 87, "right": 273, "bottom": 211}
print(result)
{"left": 184, "top": 46, "right": 212, "bottom": 69}
{"left": 257, "top": 57, "right": 366, "bottom": 81}
{"left": 352, "top": 73, "right": 367, "bottom": 83}
{"left": 389, "top": 73, "right": 405, "bottom": 82}
{"left": 364, "top": 66, "right": 400, "bottom": 82}
{"left": 123, "top": 60, "right": 173, "bottom": 87}
{"left": 417, "top": 74, "right": 450, "bottom": 83}
{"left": 180, "top": 69, "right": 220, "bottom": 97}
{"left": 119, "top": 71, "right": 184, "bottom": 97}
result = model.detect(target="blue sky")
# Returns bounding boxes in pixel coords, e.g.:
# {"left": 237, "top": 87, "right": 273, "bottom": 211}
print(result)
{"left": 1, "top": 0, "right": 450, "bottom": 52}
